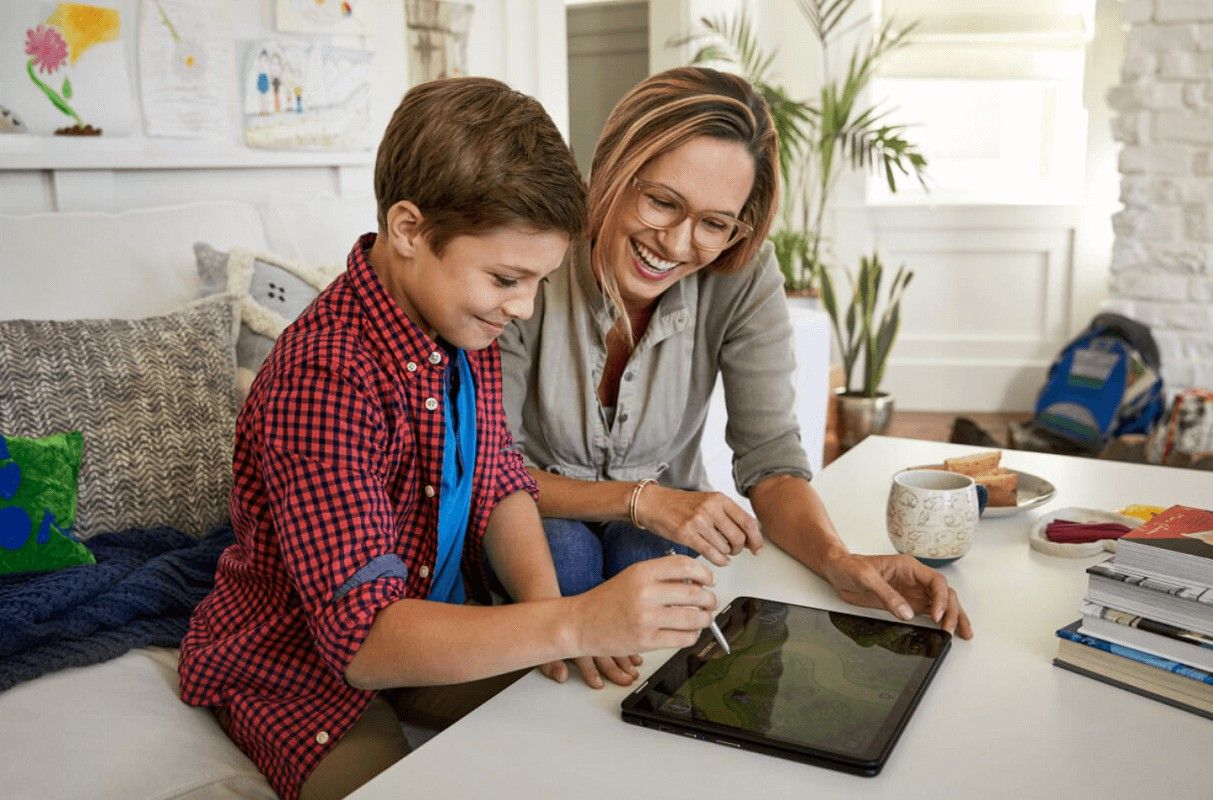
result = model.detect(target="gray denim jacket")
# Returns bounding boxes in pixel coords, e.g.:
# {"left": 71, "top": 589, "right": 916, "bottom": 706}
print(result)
{"left": 499, "top": 238, "right": 811, "bottom": 496}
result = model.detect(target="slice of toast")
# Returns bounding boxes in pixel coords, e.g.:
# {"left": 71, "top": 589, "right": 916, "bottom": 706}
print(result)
{"left": 943, "top": 450, "right": 1002, "bottom": 477}
{"left": 974, "top": 468, "right": 1018, "bottom": 507}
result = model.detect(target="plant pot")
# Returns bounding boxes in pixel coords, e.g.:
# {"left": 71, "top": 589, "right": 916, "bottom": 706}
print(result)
{"left": 836, "top": 390, "right": 894, "bottom": 449}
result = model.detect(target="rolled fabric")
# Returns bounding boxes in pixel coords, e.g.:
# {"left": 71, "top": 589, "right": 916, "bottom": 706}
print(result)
{"left": 1045, "top": 519, "right": 1133, "bottom": 544}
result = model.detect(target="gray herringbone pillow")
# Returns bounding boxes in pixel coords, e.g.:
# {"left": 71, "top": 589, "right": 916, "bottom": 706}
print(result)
{"left": 0, "top": 295, "right": 237, "bottom": 539}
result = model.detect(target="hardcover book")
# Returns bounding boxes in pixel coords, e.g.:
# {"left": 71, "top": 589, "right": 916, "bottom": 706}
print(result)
{"left": 1116, "top": 505, "right": 1213, "bottom": 587}
{"left": 1086, "top": 559, "right": 1213, "bottom": 637}
{"left": 1056, "top": 621, "right": 1213, "bottom": 685}
{"left": 1053, "top": 622, "right": 1213, "bottom": 721}
{"left": 1080, "top": 601, "right": 1213, "bottom": 673}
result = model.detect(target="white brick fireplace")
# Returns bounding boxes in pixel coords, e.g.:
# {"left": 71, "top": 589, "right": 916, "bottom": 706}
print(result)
{"left": 1107, "top": 0, "right": 1213, "bottom": 391}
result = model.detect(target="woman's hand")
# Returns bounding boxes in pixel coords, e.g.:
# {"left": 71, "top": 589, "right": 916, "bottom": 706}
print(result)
{"left": 636, "top": 485, "right": 763, "bottom": 567}
{"left": 818, "top": 551, "right": 973, "bottom": 639}
{"left": 538, "top": 654, "right": 644, "bottom": 689}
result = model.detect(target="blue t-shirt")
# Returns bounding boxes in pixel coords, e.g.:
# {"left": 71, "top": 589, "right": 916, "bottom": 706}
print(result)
{"left": 428, "top": 345, "right": 476, "bottom": 604}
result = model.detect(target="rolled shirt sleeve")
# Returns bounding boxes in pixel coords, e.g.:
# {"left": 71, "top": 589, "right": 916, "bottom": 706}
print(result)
{"left": 718, "top": 246, "right": 813, "bottom": 496}
{"left": 259, "top": 361, "right": 409, "bottom": 676}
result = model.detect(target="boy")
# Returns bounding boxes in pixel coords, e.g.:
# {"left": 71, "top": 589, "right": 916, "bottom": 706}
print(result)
{"left": 178, "top": 78, "right": 718, "bottom": 800}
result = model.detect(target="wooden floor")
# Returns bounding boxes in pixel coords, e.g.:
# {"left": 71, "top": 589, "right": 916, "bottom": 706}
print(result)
{"left": 884, "top": 411, "right": 1031, "bottom": 447}
{"left": 825, "top": 410, "right": 1031, "bottom": 466}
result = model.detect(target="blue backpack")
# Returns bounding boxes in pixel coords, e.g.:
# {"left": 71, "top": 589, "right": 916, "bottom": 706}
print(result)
{"left": 1033, "top": 313, "right": 1165, "bottom": 453}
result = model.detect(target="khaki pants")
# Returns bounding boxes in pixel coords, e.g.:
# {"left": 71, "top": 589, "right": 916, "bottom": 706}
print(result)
{"left": 298, "top": 669, "right": 528, "bottom": 800}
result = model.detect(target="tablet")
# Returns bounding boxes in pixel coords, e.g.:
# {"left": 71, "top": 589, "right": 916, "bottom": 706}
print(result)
{"left": 621, "top": 596, "right": 951, "bottom": 776}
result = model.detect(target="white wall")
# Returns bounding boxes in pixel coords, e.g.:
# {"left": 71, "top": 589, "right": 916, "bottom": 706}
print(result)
{"left": 1104, "top": 0, "right": 1213, "bottom": 392}
{"left": 0, "top": 0, "right": 567, "bottom": 215}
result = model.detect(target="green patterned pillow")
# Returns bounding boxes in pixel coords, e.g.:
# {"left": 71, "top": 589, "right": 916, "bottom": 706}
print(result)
{"left": 0, "top": 431, "right": 94, "bottom": 575}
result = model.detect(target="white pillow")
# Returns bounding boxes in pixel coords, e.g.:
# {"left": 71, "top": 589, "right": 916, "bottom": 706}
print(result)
{"left": 258, "top": 192, "right": 378, "bottom": 265}
{"left": 0, "top": 202, "right": 268, "bottom": 321}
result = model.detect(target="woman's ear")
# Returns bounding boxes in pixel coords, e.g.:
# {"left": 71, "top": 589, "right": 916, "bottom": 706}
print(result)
{"left": 385, "top": 201, "right": 424, "bottom": 258}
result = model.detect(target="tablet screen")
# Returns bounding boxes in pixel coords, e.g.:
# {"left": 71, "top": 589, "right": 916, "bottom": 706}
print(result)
{"left": 623, "top": 597, "right": 950, "bottom": 769}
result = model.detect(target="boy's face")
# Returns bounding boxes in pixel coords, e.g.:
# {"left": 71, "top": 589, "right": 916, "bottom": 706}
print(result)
{"left": 388, "top": 222, "right": 568, "bottom": 350}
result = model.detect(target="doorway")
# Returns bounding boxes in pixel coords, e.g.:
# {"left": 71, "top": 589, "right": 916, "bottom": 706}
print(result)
{"left": 566, "top": 1, "right": 649, "bottom": 176}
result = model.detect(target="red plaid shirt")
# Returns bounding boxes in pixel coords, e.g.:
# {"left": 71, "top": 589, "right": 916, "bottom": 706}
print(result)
{"left": 179, "top": 233, "right": 537, "bottom": 799}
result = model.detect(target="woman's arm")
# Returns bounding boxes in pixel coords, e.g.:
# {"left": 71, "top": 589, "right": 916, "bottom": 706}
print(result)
{"left": 748, "top": 473, "right": 973, "bottom": 638}
{"left": 531, "top": 469, "right": 762, "bottom": 566}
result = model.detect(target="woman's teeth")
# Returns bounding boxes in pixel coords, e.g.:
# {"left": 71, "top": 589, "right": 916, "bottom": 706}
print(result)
{"left": 631, "top": 239, "right": 678, "bottom": 273}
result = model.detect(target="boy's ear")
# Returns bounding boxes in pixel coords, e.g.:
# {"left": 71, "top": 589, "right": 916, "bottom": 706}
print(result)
{"left": 385, "top": 201, "right": 425, "bottom": 258}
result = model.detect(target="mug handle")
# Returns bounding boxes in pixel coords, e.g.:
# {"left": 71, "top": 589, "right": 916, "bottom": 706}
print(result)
{"left": 975, "top": 484, "right": 989, "bottom": 516}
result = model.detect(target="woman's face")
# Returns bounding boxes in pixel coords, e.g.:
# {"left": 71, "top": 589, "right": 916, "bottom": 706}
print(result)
{"left": 604, "top": 136, "right": 755, "bottom": 313}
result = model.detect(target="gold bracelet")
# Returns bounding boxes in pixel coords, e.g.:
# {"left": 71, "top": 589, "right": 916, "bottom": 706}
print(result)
{"left": 629, "top": 478, "right": 655, "bottom": 530}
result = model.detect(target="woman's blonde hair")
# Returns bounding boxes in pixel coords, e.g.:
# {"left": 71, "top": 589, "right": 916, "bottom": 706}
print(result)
{"left": 588, "top": 67, "right": 778, "bottom": 333}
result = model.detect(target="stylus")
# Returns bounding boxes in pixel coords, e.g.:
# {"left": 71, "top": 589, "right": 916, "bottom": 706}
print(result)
{"left": 666, "top": 549, "right": 731, "bottom": 655}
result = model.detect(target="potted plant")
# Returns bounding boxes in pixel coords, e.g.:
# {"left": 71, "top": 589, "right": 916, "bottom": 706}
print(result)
{"left": 680, "top": 1, "right": 927, "bottom": 297}
{"left": 820, "top": 251, "right": 912, "bottom": 446}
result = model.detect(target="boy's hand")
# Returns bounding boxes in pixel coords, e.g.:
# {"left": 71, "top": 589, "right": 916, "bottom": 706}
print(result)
{"left": 636, "top": 486, "right": 762, "bottom": 567}
{"left": 569, "top": 555, "right": 717, "bottom": 656}
{"left": 538, "top": 654, "right": 644, "bottom": 689}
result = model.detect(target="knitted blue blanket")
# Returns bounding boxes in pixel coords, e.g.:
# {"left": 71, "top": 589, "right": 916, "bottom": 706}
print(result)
{"left": 0, "top": 525, "right": 233, "bottom": 693}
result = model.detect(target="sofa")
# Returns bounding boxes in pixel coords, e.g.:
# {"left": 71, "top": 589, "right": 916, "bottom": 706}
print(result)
{"left": 0, "top": 198, "right": 829, "bottom": 799}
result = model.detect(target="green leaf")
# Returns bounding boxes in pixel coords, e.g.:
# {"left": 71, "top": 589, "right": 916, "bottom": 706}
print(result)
{"left": 62, "top": 76, "right": 72, "bottom": 99}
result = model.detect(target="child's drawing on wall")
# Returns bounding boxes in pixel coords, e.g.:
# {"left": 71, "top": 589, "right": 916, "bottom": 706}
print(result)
{"left": 275, "top": 0, "right": 367, "bottom": 35}
{"left": 242, "top": 38, "right": 370, "bottom": 150}
{"left": 1, "top": 0, "right": 135, "bottom": 137}
{"left": 138, "top": 0, "right": 234, "bottom": 139}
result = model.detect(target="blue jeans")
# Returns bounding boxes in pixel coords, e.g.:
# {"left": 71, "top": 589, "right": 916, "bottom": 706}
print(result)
{"left": 542, "top": 518, "right": 696, "bottom": 596}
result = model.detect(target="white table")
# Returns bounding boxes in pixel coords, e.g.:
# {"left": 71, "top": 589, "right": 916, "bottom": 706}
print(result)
{"left": 352, "top": 437, "right": 1213, "bottom": 800}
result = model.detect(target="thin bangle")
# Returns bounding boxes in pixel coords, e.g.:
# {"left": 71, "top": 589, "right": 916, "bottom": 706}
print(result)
{"left": 629, "top": 478, "right": 655, "bottom": 530}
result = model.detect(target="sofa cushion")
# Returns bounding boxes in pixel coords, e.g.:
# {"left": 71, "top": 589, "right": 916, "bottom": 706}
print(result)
{"left": 195, "top": 243, "right": 343, "bottom": 396}
{"left": 0, "top": 646, "right": 275, "bottom": 799}
{"left": 258, "top": 192, "right": 377, "bottom": 265}
{"left": 0, "top": 202, "right": 268, "bottom": 322}
{"left": 0, "top": 431, "right": 94, "bottom": 574}
{"left": 0, "top": 295, "right": 237, "bottom": 539}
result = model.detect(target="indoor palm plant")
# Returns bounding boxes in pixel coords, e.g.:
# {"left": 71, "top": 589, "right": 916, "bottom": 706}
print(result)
{"left": 682, "top": 1, "right": 928, "bottom": 442}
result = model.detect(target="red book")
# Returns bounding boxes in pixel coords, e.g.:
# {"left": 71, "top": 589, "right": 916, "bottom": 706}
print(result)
{"left": 1116, "top": 505, "right": 1213, "bottom": 588}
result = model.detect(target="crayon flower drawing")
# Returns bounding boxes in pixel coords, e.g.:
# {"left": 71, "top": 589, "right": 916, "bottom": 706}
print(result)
{"left": 23, "top": 4, "right": 121, "bottom": 135}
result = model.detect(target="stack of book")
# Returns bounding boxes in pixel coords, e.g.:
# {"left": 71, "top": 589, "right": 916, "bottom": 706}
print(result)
{"left": 1053, "top": 504, "right": 1213, "bottom": 720}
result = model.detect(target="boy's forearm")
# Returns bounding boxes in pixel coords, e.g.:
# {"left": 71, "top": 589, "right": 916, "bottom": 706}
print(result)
{"left": 345, "top": 596, "right": 580, "bottom": 690}
{"left": 481, "top": 489, "right": 560, "bottom": 602}
{"left": 346, "top": 490, "right": 575, "bottom": 690}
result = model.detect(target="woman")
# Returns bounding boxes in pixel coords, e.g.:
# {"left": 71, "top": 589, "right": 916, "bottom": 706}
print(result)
{"left": 500, "top": 67, "right": 971, "bottom": 687}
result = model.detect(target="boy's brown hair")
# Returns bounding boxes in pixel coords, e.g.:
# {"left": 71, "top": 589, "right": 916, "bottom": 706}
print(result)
{"left": 374, "top": 77, "right": 586, "bottom": 253}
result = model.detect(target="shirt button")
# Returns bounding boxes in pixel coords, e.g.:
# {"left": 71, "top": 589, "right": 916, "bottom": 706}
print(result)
{"left": 624, "top": 372, "right": 634, "bottom": 382}
{"left": 419, "top": 565, "right": 430, "bottom": 578}
{"left": 406, "top": 361, "right": 418, "bottom": 372}
{"left": 315, "top": 731, "right": 330, "bottom": 745}
{"left": 424, "top": 397, "right": 438, "bottom": 411}
{"left": 424, "top": 484, "right": 436, "bottom": 498}
{"left": 619, "top": 413, "right": 629, "bottom": 423}
{"left": 429, "top": 351, "right": 442, "bottom": 364}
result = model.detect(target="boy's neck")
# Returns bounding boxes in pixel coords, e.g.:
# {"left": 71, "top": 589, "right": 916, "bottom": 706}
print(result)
{"left": 368, "top": 232, "right": 435, "bottom": 339}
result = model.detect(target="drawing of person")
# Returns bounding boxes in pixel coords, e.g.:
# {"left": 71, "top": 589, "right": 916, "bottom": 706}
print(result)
{"left": 255, "top": 49, "right": 270, "bottom": 115}
{"left": 270, "top": 52, "right": 284, "bottom": 114}
{"left": 294, "top": 85, "right": 303, "bottom": 113}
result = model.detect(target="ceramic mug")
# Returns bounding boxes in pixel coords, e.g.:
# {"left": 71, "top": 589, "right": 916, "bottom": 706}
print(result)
{"left": 886, "top": 469, "right": 988, "bottom": 566}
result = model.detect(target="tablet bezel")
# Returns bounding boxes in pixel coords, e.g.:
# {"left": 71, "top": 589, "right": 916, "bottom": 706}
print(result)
{"left": 620, "top": 596, "right": 952, "bottom": 777}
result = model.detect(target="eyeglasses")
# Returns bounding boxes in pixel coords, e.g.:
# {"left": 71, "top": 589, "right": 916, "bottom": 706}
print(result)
{"left": 631, "top": 178, "right": 752, "bottom": 252}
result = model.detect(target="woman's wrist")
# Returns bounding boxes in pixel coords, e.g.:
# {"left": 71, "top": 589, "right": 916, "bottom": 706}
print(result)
{"left": 628, "top": 478, "right": 656, "bottom": 529}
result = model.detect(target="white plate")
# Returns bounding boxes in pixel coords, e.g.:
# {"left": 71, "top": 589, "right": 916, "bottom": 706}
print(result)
{"left": 1028, "top": 506, "right": 1142, "bottom": 557}
{"left": 982, "top": 470, "right": 1056, "bottom": 517}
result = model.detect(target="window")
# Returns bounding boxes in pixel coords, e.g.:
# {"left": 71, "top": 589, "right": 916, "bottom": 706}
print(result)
{"left": 867, "top": 0, "right": 1095, "bottom": 204}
